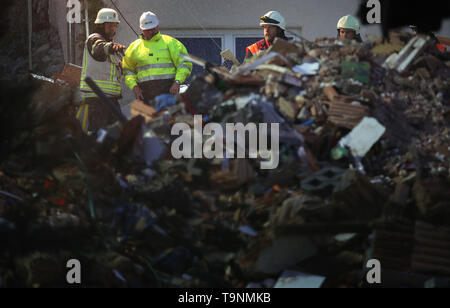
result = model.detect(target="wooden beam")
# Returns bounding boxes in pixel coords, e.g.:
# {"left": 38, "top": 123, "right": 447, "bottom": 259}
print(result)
{"left": 328, "top": 101, "right": 369, "bottom": 129}
{"left": 130, "top": 100, "right": 156, "bottom": 123}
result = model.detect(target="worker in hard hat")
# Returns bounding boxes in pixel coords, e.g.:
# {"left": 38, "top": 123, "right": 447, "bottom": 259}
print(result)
{"left": 245, "top": 11, "right": 289, "bottom": 59}
{"left": 123, "top": 11, "right": 192, "bottom": 105}
{"left": 337, "top": 15, "right": 363, "bottom": 42}
{"left": 76, "top": 8, "right": 126, "bottom": 133}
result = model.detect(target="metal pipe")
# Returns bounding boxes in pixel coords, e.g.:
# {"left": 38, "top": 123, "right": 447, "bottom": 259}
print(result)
{"left": 84, "top": 0, "right": 89, "bottom": 38}
{"left": 28, "top": 0, "right": 32, "bottom": 71}
{"left": 71, "top": 23, "right": 76, "bottom": 63}
{"left": 68, "top": 22, "right": 72, "bottom": 63}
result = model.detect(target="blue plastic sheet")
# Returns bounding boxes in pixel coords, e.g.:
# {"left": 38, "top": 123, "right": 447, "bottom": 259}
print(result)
{"left": 155, "top": 94, "right": 177, "bottom": 113}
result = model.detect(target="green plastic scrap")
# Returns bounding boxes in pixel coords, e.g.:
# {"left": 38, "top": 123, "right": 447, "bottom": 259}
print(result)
{"left": 341, "top": 61, "right": 371, "bottom": 84}
{"left": 331, "top": 146, "right": 350, "bottom": 160}
{"left": 73, "top": 151, "right": 96, "bottom": 220}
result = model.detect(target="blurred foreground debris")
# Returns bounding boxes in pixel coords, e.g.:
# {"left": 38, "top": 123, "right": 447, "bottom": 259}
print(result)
{"left": 0, "top": 32, "right": 449, "bottom": 288}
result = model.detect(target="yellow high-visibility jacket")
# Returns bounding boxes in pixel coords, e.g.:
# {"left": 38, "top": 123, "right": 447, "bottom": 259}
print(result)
{"left": 123, "top": 33, "right": 192, "bottom": 90}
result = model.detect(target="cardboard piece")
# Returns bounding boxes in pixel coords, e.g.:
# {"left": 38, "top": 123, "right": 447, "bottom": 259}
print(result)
{"left": 220, "top": 49, "right": 240, "bottom": 66}
{"left": 130, "top": 100, "right": 156, "bottom": 123}
{"left": 53, "top": 63, "right": 82, "bottom": 87}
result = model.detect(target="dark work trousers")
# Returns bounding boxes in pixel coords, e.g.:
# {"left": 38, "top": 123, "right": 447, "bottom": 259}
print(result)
{"left": 76, "top": 96, "right": 121, "bottom": 133}
{"left": 139, "top": 79, "right": 174, "bottom": 107}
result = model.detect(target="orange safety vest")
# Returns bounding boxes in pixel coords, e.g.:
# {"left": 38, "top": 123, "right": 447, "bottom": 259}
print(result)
{"left": 245, "top": 39, "right": 271, "bottom": 57}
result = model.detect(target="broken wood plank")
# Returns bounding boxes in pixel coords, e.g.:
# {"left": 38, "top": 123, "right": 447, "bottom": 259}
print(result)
{"left": 53, "top": 63, "right": 82, "bottom": 87}
{"left": 130, "top": 100, "right": 156, "bottom": 123}
{"left": 327, "top": 101, "right": 369, "bottom": 129}
{"left": 323, "top": 86, "right": 339, "bottom": 101}
{"left": 269, "top": 37, "right": 302, "bottom": 54}
{"left": 323, "top": 86, "right": 358, "bottom": 104}
{"left": 227, "top": 74, "right": 265, "bottom": 86}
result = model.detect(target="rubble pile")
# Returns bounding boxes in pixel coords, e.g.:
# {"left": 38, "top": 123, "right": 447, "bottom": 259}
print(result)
{"left": 0, "top": 32, "right": 449, "bottom": 288}
{"left": 0, "top": 0, "right": 65, "bottom": 82}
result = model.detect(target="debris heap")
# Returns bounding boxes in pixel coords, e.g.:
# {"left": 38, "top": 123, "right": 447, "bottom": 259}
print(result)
{"left": 1, "top": 32, "right": 449, "bottom": 288}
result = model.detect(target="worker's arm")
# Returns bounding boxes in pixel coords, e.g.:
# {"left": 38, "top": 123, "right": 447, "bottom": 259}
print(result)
{"left": 245, "top": 47, "right": 254, "bottom": 59}
{"left": 87, "top": 34, "right": 125, "bottom": 62}
{"left": 122, "top": 45, "right": 139, "bottom": 90}
{"left": 243, "top": 46, "right": 257, "bottom": 62}
{"left": 168, "top": 39, "right": 193, "bottom": 84}
{"left": 123, "top": 44, "right": 144, "bottom": 100}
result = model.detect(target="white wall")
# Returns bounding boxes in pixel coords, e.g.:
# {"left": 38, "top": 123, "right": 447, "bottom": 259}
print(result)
{"left": 440, "top": 19, "right": 450, "bottom": 37}
{"left": 50, "top": 0, "right": 450, "bottom": 63}
{"left": 112, "top": 0, "right": 384, "bottom": 46}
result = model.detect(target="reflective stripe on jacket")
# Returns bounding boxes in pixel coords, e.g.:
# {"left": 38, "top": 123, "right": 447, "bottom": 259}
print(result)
{"left": 245, "top": 39, "right": 271, "bottom": 58}
{"left": 122, "top": 33, "right": 192, "bottom": 90}
{"left": 79, "top": 34, "right": 122, "bottom": 98}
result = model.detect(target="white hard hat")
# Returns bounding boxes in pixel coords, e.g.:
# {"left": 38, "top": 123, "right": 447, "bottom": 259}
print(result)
{"left": 95, "top": 8, "right": 120, "bottom": 24}
{"left": 337, "top": 15, "right": 360, "bottom": 35}
{"left": 140, "top": 11, "right": 160, "bottom": 30}
{"left": 260, "top": 11, "right": 286, "bottom": 31}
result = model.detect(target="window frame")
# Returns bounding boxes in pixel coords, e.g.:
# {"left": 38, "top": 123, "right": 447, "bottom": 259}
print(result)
{"left": 163, "top": 28, "right": 302, "bottom": 64}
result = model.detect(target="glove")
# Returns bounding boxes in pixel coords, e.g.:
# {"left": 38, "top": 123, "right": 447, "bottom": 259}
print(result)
{"left": 113, "top": 43, "right": 126, "bottom": 52}
{"left": 155, "top": 94, "right": 177, "bottom": 113}
{"left": 109, "top": 42, "right": 126, "bottom": 54}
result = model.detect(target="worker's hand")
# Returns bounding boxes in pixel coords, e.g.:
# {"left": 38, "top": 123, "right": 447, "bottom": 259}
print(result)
{"left": 133, "top": 86, "right": 144, "bottom": 101}
{"left": 169, "top": 82, "right": 180, "bottom": 95}
{"left": 111, "top": 43, "right": 126, "bottom": 53}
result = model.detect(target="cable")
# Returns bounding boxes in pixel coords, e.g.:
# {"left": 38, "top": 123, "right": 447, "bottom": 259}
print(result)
{"left": 179, "top": 1, "right": 223, "bottom": 51}
{"left": 110, "top": 0, "right": 139, "bottom": 37}
{"left": 110, "top": 2, "right": 310, "bottom": 52}
{"left": 111, "top": 1, "right": 223, "bottom": 52}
